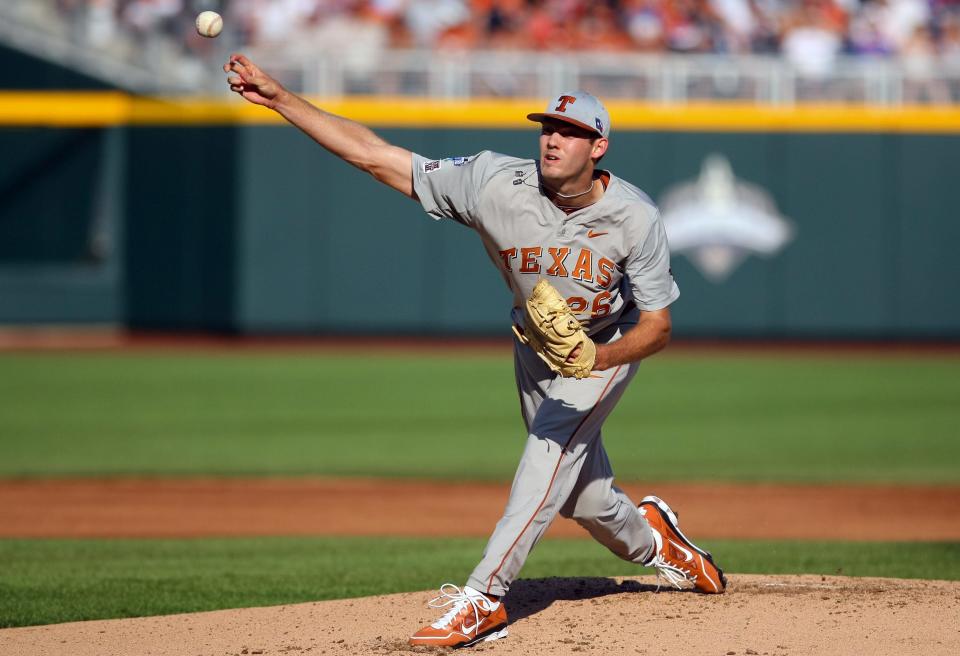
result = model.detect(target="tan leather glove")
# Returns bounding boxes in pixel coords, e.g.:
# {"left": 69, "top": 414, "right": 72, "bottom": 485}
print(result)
{"left": 512, "top": 279, "right": 596, "bottom": 379}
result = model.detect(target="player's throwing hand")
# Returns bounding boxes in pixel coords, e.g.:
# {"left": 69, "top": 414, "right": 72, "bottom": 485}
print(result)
{"left": 224, "top": 54, "right": 284, "bottom": 109}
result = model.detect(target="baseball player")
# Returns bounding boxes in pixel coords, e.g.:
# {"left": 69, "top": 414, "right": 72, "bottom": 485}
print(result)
{"left": 224, "top": 54, "right": 726, "bottom": 649}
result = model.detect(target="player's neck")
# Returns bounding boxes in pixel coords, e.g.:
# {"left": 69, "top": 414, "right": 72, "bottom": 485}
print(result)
{"left": 543, "top": 171, "right": 606, "bottom": 210}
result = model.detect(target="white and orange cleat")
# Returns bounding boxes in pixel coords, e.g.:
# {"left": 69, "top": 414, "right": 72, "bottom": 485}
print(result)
{"left": 639, "top": 495, "right": 727, "bottom": 594}
{"left": 409, "top": 583, "right": 508, "bottom": 648}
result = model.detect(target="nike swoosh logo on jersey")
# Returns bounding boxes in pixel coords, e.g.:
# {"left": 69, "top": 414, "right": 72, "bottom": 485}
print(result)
{"left": 668, "top": 539, "right": 695, "bottom": 562}
{"left": 587, "top": 230, "right": 608, "bottom": 238}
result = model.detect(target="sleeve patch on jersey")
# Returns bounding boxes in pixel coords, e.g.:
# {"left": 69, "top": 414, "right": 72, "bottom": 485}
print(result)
{"left": 423, "top": 160, "right": 442, "bottom": 173}
{"left": 446, "top": 156, "right": 473, "bottom": 167}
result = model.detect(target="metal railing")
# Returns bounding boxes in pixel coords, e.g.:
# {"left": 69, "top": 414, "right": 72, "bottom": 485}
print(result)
{"left": 252, "top": 50, "right": 960, "bottom": 105}
{"left": 0, "top": 0, "right": 201, "bottom": 92}
{"left": 3, "top": 0, "right": 960, "bottom": 104}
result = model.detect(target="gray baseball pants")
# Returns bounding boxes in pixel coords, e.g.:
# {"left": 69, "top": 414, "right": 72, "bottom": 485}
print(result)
{"left": 466, "top": 320, "right": 656, "bottom": 597}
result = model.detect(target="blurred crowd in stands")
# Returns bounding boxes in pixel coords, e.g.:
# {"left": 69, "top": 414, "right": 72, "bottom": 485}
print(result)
{"left": 51, "top": 0, "right": 960, "bottom": 64}
{"left": 40, "top": 0, "right": 960, "bottom": 102}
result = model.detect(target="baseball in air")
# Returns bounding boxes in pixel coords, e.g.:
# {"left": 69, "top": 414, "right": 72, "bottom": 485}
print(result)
{"left": 195, "top": 11, "right": 223, "bottom": 38}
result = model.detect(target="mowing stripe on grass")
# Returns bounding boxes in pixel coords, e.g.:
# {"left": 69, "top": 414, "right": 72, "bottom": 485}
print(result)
{"left": 1, "top": 352, "right": 958, "bottom": 483}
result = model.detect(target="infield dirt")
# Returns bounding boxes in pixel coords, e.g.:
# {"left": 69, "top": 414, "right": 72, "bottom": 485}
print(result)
{"left": 2, "top": 478, "right": 959, "bottom": 540}
{"left": 2, "top": 574, "right": 958, "bottom": 656}
{"left": 2, "top": 479, "right": 960, "bottom": 655}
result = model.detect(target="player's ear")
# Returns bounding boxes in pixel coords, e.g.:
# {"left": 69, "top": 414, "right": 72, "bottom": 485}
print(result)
{"left": 591, "top": 137, "right": 609, "bottom": 161}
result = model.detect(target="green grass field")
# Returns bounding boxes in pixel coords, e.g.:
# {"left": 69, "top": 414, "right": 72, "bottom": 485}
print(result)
{"left": 2, "top": 537, "right": 958, "bottom": 628}
{"left": 1, "top": 349, "right": 958, "bottom": 629}
{"left": 1, "top": 351, "right": 958, "bottom": 482}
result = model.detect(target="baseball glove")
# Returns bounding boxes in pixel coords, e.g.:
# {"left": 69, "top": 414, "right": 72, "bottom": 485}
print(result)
{"left": 512, "top": 279, "right": 596, "bottom": 379}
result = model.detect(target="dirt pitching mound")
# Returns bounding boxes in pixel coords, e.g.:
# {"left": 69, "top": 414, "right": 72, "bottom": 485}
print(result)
{"left": 3, "top": 574, "right": 958, "bottom": 656}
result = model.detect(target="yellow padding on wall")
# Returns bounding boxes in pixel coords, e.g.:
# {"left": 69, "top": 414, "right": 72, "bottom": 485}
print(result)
{"left": 1, "top": 92, "right": 131, "bottom": 127}
{"left": 3, "top": 92, "right": 960, "bottom": 133}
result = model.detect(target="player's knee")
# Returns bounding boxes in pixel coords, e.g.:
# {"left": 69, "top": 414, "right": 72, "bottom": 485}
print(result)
{"left": 563, "top": 495, "right": 618, "bottom": 523}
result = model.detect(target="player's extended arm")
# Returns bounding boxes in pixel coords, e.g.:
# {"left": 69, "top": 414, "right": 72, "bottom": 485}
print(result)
{"left": 224, "top": 54, "right": 415, "bottom": 199}
{"left": 591, "top": 307, "right": 672, "bottom": 370}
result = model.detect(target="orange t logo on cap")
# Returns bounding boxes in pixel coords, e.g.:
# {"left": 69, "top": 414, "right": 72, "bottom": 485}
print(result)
{"left": 555, "top": 95, "right": 577, "bottom": 112}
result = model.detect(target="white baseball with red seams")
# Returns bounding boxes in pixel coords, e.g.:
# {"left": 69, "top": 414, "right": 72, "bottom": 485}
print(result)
{"left": 195, "top": 11, "right": 223, "bottom": 38}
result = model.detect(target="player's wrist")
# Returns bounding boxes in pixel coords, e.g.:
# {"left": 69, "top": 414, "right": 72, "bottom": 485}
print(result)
{"left": 269, "top": 87, "right": 297, "bottom": 113}
{"left": 593, "top": 344, "right": 613, "bottom": 371}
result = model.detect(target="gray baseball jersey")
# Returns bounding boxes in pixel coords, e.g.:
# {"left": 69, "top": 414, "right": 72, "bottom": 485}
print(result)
{"left": 411, "top": 150, "right": 678, "bottom": 596}
{"left": 412, "top": 150, "right": 679, "bottom": 340}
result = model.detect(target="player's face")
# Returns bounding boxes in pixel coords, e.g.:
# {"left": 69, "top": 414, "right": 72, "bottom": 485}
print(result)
{"left": 538, "top": 119, "right": 607, "bottom": 186}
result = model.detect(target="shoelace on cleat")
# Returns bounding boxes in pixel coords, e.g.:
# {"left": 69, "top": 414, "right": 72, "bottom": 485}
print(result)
{"left": 646, "top": 551, "right": 698, "bottom": 591}
{"left": 427, "top": 583, "right": 493, "bottom": 633}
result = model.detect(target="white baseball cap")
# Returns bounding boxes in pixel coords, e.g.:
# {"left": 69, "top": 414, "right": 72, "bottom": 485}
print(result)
{"left": 527, "top": 91, "right": 611, "bottom": 139}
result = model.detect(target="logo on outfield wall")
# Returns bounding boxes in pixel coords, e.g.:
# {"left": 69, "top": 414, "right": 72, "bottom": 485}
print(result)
{"left": 660, "top": 155, "right": 795, "bottom": 283}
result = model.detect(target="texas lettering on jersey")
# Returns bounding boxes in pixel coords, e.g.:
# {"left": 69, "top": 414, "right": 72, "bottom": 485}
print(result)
{"left": 498, "top": 246, "right": 616, "bottom": 286}
{"left": 498, "top": 246, "right": 617, "bottom": 318}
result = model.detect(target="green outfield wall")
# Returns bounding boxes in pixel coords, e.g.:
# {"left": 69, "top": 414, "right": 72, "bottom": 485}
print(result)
{"left": 0, "top": 125, "right": 124, "bottom": 323}
{"left": 2, "top": 96, "right": 959, "bottom": 338}
{"left": 0, "top": 45, "right": 111, "bottom": 91}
